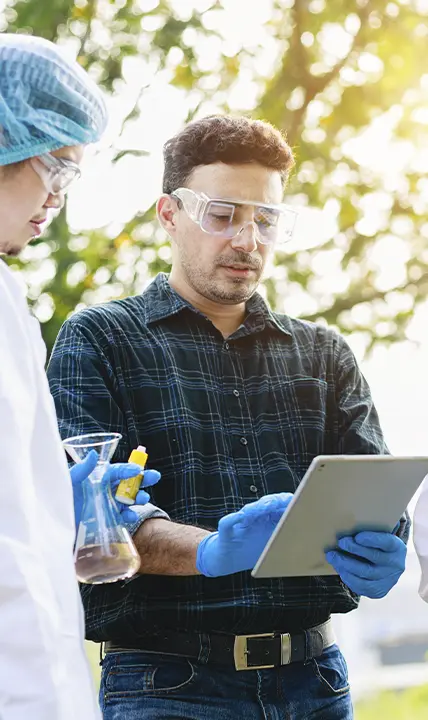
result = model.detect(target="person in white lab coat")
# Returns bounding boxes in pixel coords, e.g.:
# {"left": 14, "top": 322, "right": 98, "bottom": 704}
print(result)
{"left": 413, "top": 480, "right": 428, "bottom": 602}
{"left": 0, "top": 34, "right": 161, "bottom": 720}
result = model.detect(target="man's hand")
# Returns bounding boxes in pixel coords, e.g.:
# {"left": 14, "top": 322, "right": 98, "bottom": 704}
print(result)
{"left": 196, "top": 492, "right": 293, "bottom": 577}
{"left": 325, "top": 530, "right": 407, "bottom": 599}
{"left": 69, "top": 449, "right": 161, "bottom": 530}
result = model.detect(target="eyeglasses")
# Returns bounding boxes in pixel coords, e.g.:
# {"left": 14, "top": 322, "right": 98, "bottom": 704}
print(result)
{"left": 171, "top": 187, "right": 297, "bottom": 245}
{"left": 30, "top": 153, "right": 81, "bottom": 195}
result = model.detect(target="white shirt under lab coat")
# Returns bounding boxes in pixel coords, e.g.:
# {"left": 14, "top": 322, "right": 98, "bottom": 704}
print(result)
{"left": 0, "top": 260, "right": 100, "bottom": 720}
{"left": 414, "top": 475, "right": 428, "bottom": 603}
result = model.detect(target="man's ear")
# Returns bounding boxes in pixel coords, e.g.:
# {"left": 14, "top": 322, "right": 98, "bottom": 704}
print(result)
{"left": 157, "top": 194, "right": 178, "bottom": 240}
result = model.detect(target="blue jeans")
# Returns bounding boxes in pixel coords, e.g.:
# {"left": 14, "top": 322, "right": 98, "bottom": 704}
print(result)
{"left": 99, "top": 643, "right": 353, "bottom": 719}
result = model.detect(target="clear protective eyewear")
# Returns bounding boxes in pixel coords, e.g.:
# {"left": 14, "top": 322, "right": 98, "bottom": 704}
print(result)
{"left": 171, "top": 187, "right": 297, "bottom": 245}
{"left": 29, "top": 152, "right": 81, "bottom": 195}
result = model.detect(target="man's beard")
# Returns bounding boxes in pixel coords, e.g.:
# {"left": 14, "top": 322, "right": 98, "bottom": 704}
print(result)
{"left": 182, "top": 258, "right": 262, "bottom": 305}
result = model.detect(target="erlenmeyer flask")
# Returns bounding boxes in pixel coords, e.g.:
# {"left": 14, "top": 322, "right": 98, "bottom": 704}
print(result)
{"left": 63, "top": 432, "right": 141, "bottom": 584}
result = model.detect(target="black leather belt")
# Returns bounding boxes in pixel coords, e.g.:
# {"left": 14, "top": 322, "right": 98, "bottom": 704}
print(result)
{"left": 104, "top": 619, "right": 335, "bottom": 671}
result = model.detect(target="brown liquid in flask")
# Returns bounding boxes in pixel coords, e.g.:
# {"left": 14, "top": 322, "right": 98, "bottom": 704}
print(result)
{"left": 75, "top": 542, "right": 140, "bottom": 584}
{"left": 74, "top": 490, "right": 141, "bottom": 585}
{"left": 63, "top": 432, "right": 141, "bottom": 585}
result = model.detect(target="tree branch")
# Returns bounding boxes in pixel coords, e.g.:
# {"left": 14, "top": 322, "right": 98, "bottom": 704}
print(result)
{"left": 117, "top": 82, "right": 150, "bottom": 140}
{"left": 77, "top": 0, "right": 97, "bottom": 59}
{"left": 280, "top": 2, "right": 371, "bottom": 144}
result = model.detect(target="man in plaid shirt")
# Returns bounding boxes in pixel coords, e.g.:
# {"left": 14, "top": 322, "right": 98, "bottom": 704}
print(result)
{"left": 48, "top": 115, "right": 409, "bottom": 719}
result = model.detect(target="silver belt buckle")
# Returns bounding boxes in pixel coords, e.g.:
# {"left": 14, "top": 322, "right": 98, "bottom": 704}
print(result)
{"left": 234, "top": 632, "right": 291, "bottom": 671}
{"left": 281, "top": 632, "right": 291, "bottom": 665}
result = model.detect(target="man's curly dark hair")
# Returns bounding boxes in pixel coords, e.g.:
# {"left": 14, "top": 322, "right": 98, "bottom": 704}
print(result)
{"left": 162, "top": 115, "right": 294, "bottom": 194}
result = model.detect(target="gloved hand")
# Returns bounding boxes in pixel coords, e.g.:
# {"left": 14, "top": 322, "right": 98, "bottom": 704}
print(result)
{"left": 325, "top": 530, "right": 407, "bottom": 599}
{"left": 69, "top": 449, "right": 161, "bottom": 530}
{"left": 196, "top": 492, "right": 293, "bottom": 577}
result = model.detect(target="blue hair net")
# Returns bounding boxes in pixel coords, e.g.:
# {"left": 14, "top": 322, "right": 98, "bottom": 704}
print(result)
{"left": 0, "top": 34, "right": 108, "bottom": 166}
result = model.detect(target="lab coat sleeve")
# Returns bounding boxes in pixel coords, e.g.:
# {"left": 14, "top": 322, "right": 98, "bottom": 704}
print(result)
{"left": 413, "top": 476, "right": 428, "bottom": 602}
{"left": 0, "top": 262, "right": 100, "bottom": 720}
{"left": 0, "top": 538, "right": 67, "bottom": 720}
{"left": 0, "top": 270, "right": 69, "bottom": 719}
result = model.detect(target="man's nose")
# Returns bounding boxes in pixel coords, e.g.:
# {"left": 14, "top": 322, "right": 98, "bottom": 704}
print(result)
{"left": 230, "top": 221, "right": 259, "bottom": 253}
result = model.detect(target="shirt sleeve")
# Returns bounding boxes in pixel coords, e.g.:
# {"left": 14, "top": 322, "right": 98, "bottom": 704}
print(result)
{"left": 47, "top": 314, "right": 169, "bottom": 534}
{"left": 333, "top": 333, "right": 410, "bottom": 543}
{"left": 47, "top": 315, "right": 125, "bottom": 440}
{"left": 413, "top": 477, "right": 428, "bottom": 602}
{"left": 334, "top": 334, "right": 388, "bottom": 455}
{"left": 125, "top": 504, "right": 170, "bottom": 536}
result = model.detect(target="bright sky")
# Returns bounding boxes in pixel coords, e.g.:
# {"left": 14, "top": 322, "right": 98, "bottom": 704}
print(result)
{"left": 61, "top": 2, "right": 428, "bottom": 470}
{"left": 10, "top": 2, "right": 424, "bottom": 501}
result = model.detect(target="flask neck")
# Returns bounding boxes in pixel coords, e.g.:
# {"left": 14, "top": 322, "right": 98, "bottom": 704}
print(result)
{"left": 81, "top": 471, "right": 121, "bottom": 531}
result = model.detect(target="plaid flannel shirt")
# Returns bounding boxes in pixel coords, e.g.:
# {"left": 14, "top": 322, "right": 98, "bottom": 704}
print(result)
{"left": 47, "top": 273, "right": 409, "bottom": 642}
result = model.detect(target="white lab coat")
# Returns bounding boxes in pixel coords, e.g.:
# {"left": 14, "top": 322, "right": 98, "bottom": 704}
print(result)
{"left": 414, "top": 475, "right": 428, "bottom": 603}
{"left": 0, "top": 260, "right": 100, "bottom": 720}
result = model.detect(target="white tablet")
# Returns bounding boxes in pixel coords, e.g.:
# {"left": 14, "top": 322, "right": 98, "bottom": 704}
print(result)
{"left": 252, "top": 455, "right": 428, "bottom": 579}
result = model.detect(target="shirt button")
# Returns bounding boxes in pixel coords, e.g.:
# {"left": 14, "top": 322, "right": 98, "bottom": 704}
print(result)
{"left": 224, "top": 342, "right": 230, "bottom": 350}
{"left": 267, "top": 592, "right": 274, "bottom": 600}
{"left": 249, "top": 485, "right": 258, "bottom": 493}
{"left": 240, "top": 437, "right": 248, "bottom": 446}
{"left": 233, "top": 389, "right": 240, "bottom": 397}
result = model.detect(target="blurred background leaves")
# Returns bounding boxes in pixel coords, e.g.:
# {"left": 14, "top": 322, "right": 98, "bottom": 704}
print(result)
{"left": 2, "top": 0, "right": 428, "bottom": 355}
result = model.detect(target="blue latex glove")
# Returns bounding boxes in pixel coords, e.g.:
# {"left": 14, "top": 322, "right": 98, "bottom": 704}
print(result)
{"left": 196, "top": 492, "right": 293, "bottom": 577}
{"left": 69, "top": 449, "right": 161, "bottom": 530}
{"left": 325, "top": 530, "right": 407, "bottom": 599}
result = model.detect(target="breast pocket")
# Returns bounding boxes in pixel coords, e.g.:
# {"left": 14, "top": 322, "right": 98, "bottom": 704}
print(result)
{"left": 262, "top": 376, "right": 328, "bottom": 466}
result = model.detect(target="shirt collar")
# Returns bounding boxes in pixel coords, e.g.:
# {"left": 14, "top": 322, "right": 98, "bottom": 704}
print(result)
{"left": 143, "top": 273, "right": 200, "bottom": 325}
{"left": 143, "top": 272, "right": 292, "bottom": 338}
{"left": 243, "top": 292, "right": 293, "bottom": 338}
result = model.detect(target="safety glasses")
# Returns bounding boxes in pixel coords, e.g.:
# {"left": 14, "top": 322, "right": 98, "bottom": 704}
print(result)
{"left": 30, "top": 153, "right": 81, "bottom": 195}
{"left": 171, "top": 187, "right": 297, "bottom": 245}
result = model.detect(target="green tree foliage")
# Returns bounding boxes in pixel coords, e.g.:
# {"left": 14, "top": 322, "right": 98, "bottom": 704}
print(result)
{"left": 355, "top": 684, "right": 428, "bottom": 719}
{"left": 2, "top": 0, "right": 428, "bottom": 354}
